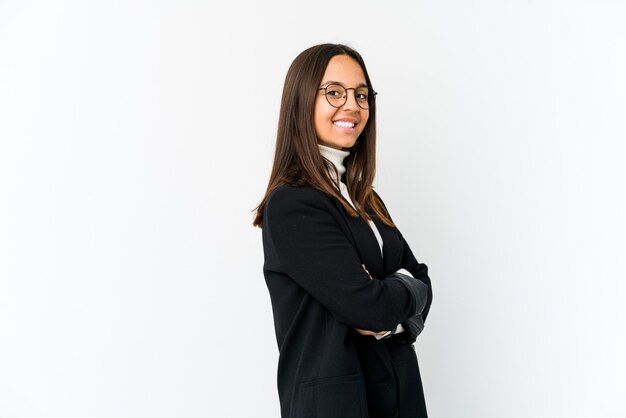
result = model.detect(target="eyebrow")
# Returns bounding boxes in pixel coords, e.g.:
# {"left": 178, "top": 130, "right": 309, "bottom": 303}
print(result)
{"left": 320, "top": 80, "right": 368, "bottom": 88}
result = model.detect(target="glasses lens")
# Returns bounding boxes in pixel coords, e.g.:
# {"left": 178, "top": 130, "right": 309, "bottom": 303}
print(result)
{"left": 355, "top": 87, "right": 371, "bottom": 109}
{"left": 324, "top": 84, "right": 346, "bottom": 108}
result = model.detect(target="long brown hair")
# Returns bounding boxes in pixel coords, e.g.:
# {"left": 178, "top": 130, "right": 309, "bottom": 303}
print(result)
{"left": 252, "top": 43, "right": 395, "bottom": 229}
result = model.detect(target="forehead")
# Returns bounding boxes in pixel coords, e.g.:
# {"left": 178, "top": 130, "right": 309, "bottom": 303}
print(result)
{"left": 320, "top": 55, "right": 366, "bottom": 85}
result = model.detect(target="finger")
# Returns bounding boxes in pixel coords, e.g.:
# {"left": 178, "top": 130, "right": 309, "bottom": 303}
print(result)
{"left": 361, "top": 264, "right": 372, "bottom": 280}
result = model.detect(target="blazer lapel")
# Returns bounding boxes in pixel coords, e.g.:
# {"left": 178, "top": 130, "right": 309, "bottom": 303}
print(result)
{"left": 370, "top": 212, "right": 403, "bottom": 276}
{"left": 336, "top": 201, "right": 385, "bottom": 279}
{"left": 332, "top": 199, "right": 403, "bottom": 279}
{"left": 333, "top": 199, "right": 406, "bottom": 379}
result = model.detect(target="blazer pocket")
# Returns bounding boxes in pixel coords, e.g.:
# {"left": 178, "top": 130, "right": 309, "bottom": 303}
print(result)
{"left": 300, "top": 372, "right": 368, "bottom": 418}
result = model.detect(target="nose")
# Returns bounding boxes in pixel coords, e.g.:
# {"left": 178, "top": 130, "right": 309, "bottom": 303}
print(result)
{"left": 342, "top": 88, "right": 360, "bottom": 111}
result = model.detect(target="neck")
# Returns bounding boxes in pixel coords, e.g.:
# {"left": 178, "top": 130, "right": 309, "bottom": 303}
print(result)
{"left": 318, "top": 143, "right": 350, "bottom": 185}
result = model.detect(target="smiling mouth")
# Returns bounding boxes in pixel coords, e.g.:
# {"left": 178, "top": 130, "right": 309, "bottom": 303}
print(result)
{"left": 333, "top": 121, "right": 356, "bottom": 128}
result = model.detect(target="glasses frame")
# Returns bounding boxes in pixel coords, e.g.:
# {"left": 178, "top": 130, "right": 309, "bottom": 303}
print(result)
{"left": 317, "top": 83, "right": 377, "bottom": 110}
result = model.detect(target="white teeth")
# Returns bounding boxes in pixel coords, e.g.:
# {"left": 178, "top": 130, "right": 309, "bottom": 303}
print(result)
{"left": 333, "top": 121, "right": 355, "bottom": 128}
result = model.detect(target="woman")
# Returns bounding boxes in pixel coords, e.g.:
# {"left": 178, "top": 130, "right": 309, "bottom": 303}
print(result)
{"left": 252, "top": 43, "right": 433, "bottom": 418}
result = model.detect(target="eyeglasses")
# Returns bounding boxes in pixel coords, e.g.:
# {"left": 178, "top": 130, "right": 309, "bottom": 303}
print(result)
{"left": 317, "top": 83, "right": 377, "bottom": 110}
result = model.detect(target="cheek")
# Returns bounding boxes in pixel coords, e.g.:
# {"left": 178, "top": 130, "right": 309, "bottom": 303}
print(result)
{"left": 314, "top": 104, "right": 334, "bottom": 131}
{"left": 312, "top": 104, "right": 321, "bottom": 133}
{"left": 359, "top": 113, "right": 370, "bottom": 133}
{"left": 313, "top": 109, "right": 324, "bottom": 135}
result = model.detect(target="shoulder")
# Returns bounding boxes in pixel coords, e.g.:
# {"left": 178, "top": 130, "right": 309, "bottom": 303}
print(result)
{"left": 267, "top": 184, "right": 328, "bottom": 207}
{"left": 370, "top": 187, "right": 390, "bottom": 210}
{"left": 370, "top": 187, "right": 383, "bottom": 202}
{"left": 367, "top": 187, "right": 396, "bottom": 225}
{"left": 265, "top": 185, "right": 333, "bottom": 218}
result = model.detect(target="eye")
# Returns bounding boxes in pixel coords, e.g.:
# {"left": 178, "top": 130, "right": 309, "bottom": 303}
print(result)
{"left": 355, "top": 88, "right": 369, "bottom": 101}
{"left": 326, "top": 85, "right": 346, "bottom": 99}
{"left": 324, "top": 83, "right": 345, "bottom": 98}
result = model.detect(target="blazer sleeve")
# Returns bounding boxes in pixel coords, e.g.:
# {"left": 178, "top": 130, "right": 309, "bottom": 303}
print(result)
{"left": 264, "top": 187, "right": 425, "bottom": 332}
{"left": 371, "top": 188, "right": 433, "bottom": 321}
{"left": 399, "top": 232, "right": 433, "bottom": 322}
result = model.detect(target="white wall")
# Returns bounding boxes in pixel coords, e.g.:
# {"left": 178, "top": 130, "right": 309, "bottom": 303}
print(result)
{"left": 1, "top": 1, "right": 624, "bottom": 417}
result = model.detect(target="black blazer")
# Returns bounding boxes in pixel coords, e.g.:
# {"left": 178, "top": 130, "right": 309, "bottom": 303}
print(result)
{"left": 262, "top": 184, "right": 433, "bottom": 418}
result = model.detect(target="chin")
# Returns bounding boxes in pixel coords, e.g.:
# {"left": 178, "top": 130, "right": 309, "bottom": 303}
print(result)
{"left": 320, "top": 135, "right": 359, "bottom": 150}
{"left": 345, "top": 139, "right": 358, "bottom": 149}
{"left": 337, "top": 137, "right": 358, "bottom": 148}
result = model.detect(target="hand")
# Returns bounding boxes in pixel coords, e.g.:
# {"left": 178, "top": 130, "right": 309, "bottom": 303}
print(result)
{"left": 355, "top": 328, "right": 389, "bottom": 336}
{"left": 362, "top": 263, "right": 373, "bottom": 280}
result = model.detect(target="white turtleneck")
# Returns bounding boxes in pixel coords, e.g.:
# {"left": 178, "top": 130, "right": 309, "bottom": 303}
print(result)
{"left": 317, "top": 143, "right": 384, "bottom": 252}
{"left": 317, "top": 142, "right": 408, "bottom": 339}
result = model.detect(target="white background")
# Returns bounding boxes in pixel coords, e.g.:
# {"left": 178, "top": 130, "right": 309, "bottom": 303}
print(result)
{"left": 1, "top": 1, "right": 625, "bottom": 417}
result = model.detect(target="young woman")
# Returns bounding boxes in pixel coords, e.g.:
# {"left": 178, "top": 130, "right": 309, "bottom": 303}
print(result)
{"left": 252, "top": 44, "right": 433, "bottom": 418}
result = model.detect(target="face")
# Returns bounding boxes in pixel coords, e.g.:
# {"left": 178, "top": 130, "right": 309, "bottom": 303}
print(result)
{"left": 314, "top": 55, "right": 370, "bottom": 150}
